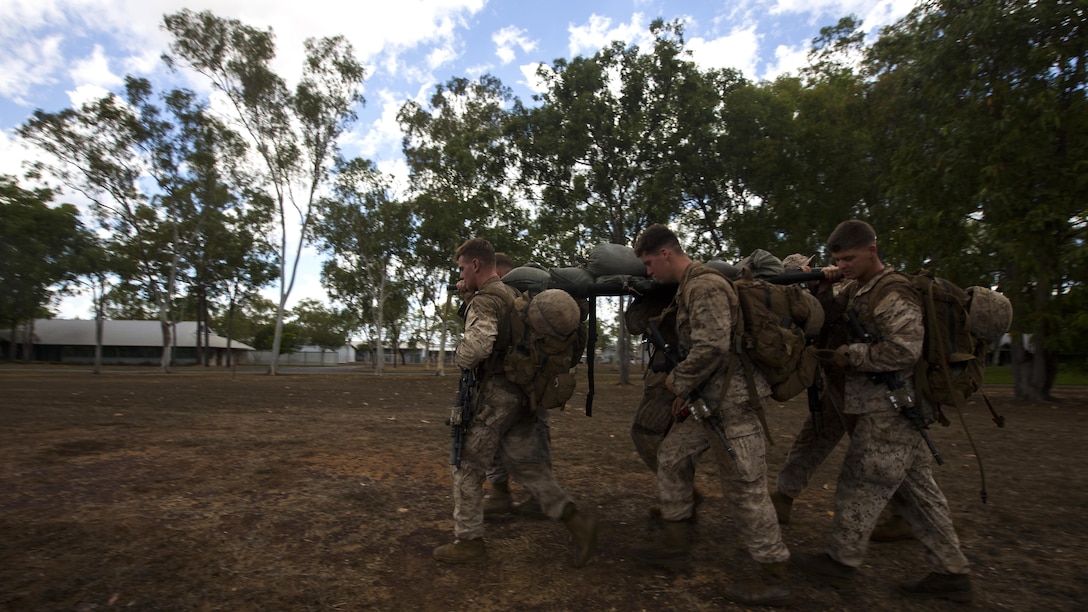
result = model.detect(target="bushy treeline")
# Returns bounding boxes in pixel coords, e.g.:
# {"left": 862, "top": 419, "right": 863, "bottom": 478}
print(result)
{"left": 3, "top": 1, "right": 1083, "bottom": 397}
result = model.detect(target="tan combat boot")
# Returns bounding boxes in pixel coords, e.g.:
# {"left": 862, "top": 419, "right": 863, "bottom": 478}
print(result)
{"left": 630, "top": 518, "right": 694, "bottom": 571}
{"left": 561, "top": 502, "right": 599, "bottom": 568}
{"left": 483, "top": 481, "right": 514, "bottom": 516}
{"left": 433, "top": 538, "right": 487, "bottom": 564}
{"left": 723, "top": 561, "right": 793, "bottom": 607}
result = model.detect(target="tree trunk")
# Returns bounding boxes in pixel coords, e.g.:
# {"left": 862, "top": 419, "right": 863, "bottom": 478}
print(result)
{"left": 1011, "top": 336, "right": 1055, "bottom": 402}
{"left": 437, "top": 291, "right": 452, "bottom": 377}
{"left": 93, "top": 281, "right": 104, "bottom": 375}
{"left": 616, "top": 296, "right": 631, "bottom": 385}
{"left": 22, "top": 320, "right": 34, "bottom": 364}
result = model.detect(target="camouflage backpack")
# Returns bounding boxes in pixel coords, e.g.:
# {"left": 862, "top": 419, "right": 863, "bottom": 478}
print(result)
{"left": 872, "top": 270, "right": 1012, "bottom": 426}
{"left": 730, "top": 269, "right": 822, "bottom": 402}
{"left": 678, "top": 264, "right": 822, "bottom": 404}
{"left": 502, "top": 288, "right": 588, "bottom": 411}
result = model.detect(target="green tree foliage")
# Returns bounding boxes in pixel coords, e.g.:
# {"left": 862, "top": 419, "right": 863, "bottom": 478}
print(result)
{"left": 18, "top": 77, "right": 260, "bottom": 370}
{"left": 510, "top": 19, "right": 719, "bottom": 381}
{"left": 511, "top": 20, "right": 703, "bottom": 252}
{"left": 863, "top": 0, "right": 1087, "bottom": 400}
{"left": 290, "top": 298, "right": 352, "bottom": 351}
{"left": 397, "top": 75, "right": 525, "bottom": 374}
{"left": 719, "top": 18, "right": 878, "bottom": 261}
{"left": 18, "top": 86, "right": 179, "bottom": 368}
{"left": 0, "top": 177, "right": 88, "bottom": 359}
{"left": 311, "top": 158, "right": 413, "bottom": 373}
{"left": 163, "top": 9, "right": 366, "bottom": 374}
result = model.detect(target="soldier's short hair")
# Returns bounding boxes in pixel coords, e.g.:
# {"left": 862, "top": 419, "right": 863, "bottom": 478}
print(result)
{"left": 827, "top": 220, "right": 877, "bottom": 254}
{"left": 495, "top": 252, "right": 514, "bottom": 275}
{"left": 454, "top": 238, "right": 496, "bottom": 266}
{"left": 634, "top": 224, "right": 683, "bottom": 257}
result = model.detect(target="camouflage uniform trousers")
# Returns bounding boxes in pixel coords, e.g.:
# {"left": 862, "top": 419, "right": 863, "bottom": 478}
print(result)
{"left": 630, "top": 370, "right": 677, "bottom": 473}
{"left": 826, "top": 409, "right": 969, "bottom": 574}
{"left": 658, "top": 414, "right": 789, "bottom": 565}
{"left": 486, "top": 411, "right": 552, "bottom": 488}
{"left": 775, "top": 388, "right": 855, "bottom": 499}
{"left": 451, "top": 376, "right": 571, "bottom": 541}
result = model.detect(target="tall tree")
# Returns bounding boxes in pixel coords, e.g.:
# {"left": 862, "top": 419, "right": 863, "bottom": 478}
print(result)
{"left": 397, "top": 74, "right": 526, "bottom": 375}
{"left": 311, "top": 158, "right": 413, "bottom": 374}
{"left": 864, "top": 0, "right": 1088, "bottom": 400}
{"left": 510, "top": 19, "right": 714, "bottom": 382}
{"left": 163, "top": 9, "right": 366, "bottom": 374}
{"left": 291, "top": 298, "right": 352, "bottom": 363}
{"left": 714, "top": 17, "right": 876, "bottom": 261}
{"left": 19, "top": 87, "right": 180, "bottom": 369}
{"left": 0, "top": 177, "right": 87, "bottom": 360}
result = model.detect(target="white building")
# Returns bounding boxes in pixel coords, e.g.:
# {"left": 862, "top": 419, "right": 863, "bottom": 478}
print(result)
{"left": 0, "top": 319, "right": 255, "bottom": 366}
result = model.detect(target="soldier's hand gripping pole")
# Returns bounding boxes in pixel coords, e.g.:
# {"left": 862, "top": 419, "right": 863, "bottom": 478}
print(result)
{"left": 843, "top": 310, "right": 943, "bottom": 465}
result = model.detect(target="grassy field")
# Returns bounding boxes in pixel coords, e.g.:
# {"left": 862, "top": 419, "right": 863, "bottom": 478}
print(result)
{"left": 983, "top": 365, "right": 1088, "bottom": 386}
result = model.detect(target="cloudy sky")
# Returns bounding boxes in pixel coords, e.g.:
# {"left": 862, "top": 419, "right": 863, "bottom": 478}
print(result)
{"left": 0, "top": 0, "right": 919, "bottom": 318}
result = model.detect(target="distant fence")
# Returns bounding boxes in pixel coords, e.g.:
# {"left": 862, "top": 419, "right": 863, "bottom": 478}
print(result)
{"left": 247, "top": 350, "right": 342, "bottom": 367}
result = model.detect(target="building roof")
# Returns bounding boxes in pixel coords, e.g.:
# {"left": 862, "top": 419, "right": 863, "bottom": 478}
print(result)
{"left": 8, "top": 319, "right": 255, "bottom": 350}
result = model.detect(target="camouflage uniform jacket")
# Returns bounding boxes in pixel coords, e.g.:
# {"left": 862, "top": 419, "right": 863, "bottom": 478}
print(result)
{"left": 666, "top": 262, "right": 770, "bottom": 438}
{"left": 823, "top": 267, "right": 924, "bottom": 415}
{"left": 455, "top": 276, "right": 515, "bottom": 376}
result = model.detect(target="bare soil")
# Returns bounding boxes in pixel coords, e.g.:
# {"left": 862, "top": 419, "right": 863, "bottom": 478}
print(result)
{"left": 0, "top": 367, "right": 1084, "bottom": 611}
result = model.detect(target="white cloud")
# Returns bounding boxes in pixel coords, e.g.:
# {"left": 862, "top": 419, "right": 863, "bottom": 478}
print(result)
{"left": 493, "top": 26, "right": 537, "bottom": 65}
{"left": 426, "top": 42, "right": 460, "bottom": 71}
{"left": 519, "top": 62, "right": 549, "bottom": 95}
{"left": 68, "top": 44, "right": 124, "bottom": 92}
{"left": 0, "top": 129, "right": 40, "bottom": 178}
{"left": 762, "top": 43, "right": 810, "bottom": 81}
{"left": 688, "top": 24, "right": 762, "bottom": 81}
{"left": 0, "top": 1, "right": 490, "bottom": 111}
{"left": 0, "top": 34, "right": 64, "bottom": 103}
{"left": 770, "top": 0, "right": 919, "bottom": 31}
{"left": 66, "top": 84, "right": 113, "bottom": 108}
{"left": 354, "top": 90, "right": 409, "bottom": 162}
{"left": 567, "top": 13, "right": 654, "bottom": 57}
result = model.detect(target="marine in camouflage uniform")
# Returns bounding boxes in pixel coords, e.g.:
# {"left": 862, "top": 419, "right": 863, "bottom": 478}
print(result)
{"left": 632, "top": 225, "right": 791, "bottom": 607}
{"left": 478, "top": 254, "right": 550, "bottom": 517}
{"left": 771, "top": 254, "right": 855, "bottom": 520}
{"left": 434, "top": 238, "right": 597, "bottom": 567}
{"left": 771, "top": 255, "right": 914, "bottom": 541}
{"left": 793, "top": 220, "right": 972, "bottom": 604}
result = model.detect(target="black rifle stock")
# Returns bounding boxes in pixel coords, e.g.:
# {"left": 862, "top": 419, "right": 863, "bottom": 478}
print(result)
{"left": 448, "top": 368, "right": 477, "bottom": 467}
{"left": 646, "top": 320, "right": 684, "bottom": 371}
{"left": 645, "top": 321, "right": 737, "bottom": 461}
{"left": 843, "top": 310, "right": 943, "bottom": 465}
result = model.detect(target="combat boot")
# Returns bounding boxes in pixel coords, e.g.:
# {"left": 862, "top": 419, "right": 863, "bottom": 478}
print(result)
{"left": 561, "top": 502, "right": 599, "bottom": 568}
{"left": 792, "top": 552, "right": 856, "bottom": 590}
{"left": 898, "top": 572, "right": 973, "bottom": 603}
{"left": 771, "top": 491, "right": 793, "bottom": 525}
{"left": 433, "top": 538, "right": 487, "bottom": 564}
{"left": 630, "top": 518, "right": 693, "bottom": 572}
{"left": 870, "top": 513, "right": 914, "bottom": 542}
{"left": 483, "top": 481, "right": 514, "bottom": 516}
{"left": 723, "top": 562, "right": 793, "bottom": 607}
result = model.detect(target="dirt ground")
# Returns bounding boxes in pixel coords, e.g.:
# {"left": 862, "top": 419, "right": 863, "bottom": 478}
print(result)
{"left": 0, "top": 366, "right": 1085, "bottom": 611}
